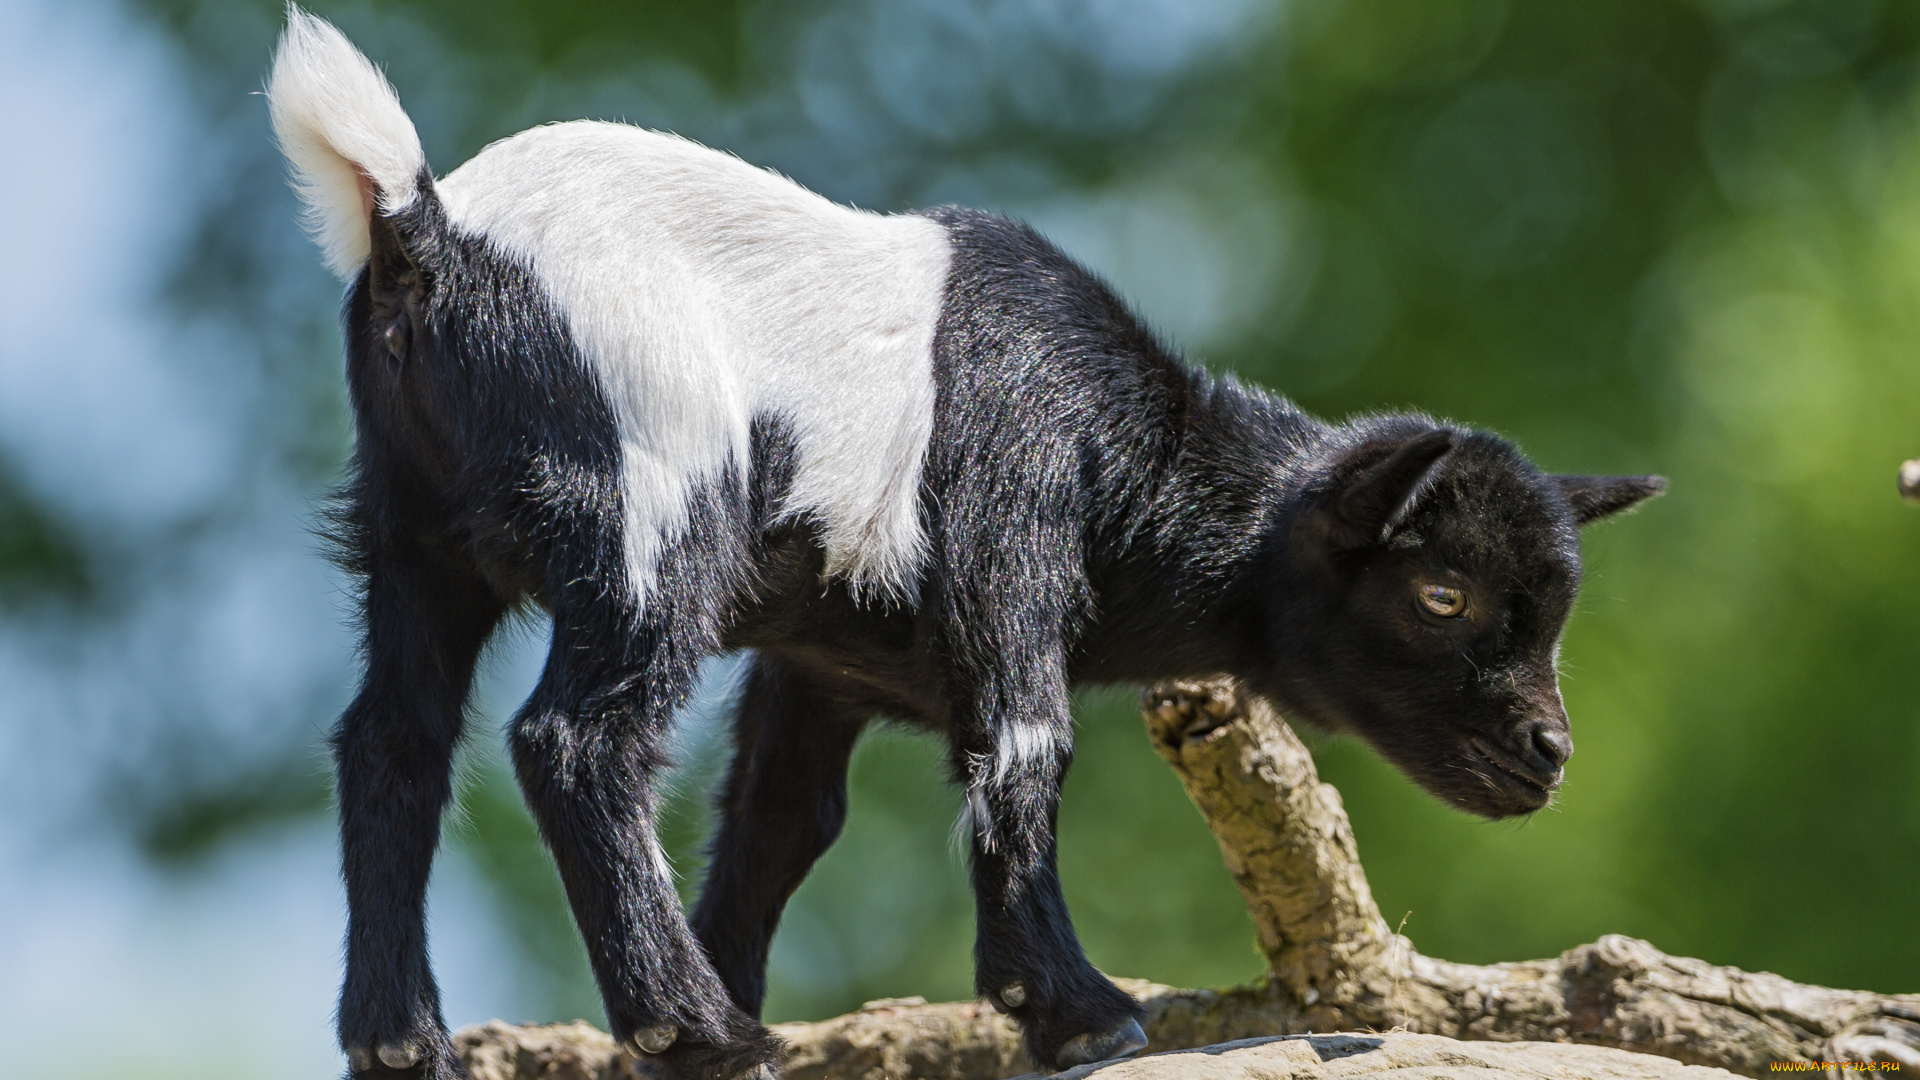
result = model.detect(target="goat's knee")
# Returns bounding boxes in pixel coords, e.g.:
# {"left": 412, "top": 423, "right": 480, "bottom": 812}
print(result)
{"left": 957, "top": 717, "right": 1146, "bottom": 1070}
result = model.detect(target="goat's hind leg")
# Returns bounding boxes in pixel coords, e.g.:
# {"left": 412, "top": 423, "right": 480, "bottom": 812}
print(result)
{"left": 691, "top": 655, "right": 868, "bottom": 1016}
{"left": 335, "top": 544, "right": 504, "bottom": 1079}
{"left": 510, "top": 568, "right": 780, "bottom": 1080}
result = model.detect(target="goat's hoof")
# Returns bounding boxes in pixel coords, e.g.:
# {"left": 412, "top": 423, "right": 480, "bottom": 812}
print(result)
{"left": 627, "top": 1025, "right": 678, "bottom": 1055}
{"left": 375, "top": 1041, "right": 421, "bottom": 1069}
{"left": 347, "top": 1046, "right": 376, "bottom": 1072}
{"left": 999, "top": 981, "right": 1027, "bottom": 1008}
{"left": 1055, "top": 1018, "right": 1148, "bottom": 1068}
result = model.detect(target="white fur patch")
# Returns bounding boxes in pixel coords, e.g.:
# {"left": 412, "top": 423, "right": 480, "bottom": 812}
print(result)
{"left": 955, "top": 721, "right": 1066, "bottom": 854}
{"left": 438, "top": 123, "right": 949, "bottom": 604}
{"left": 266, "top": 8, "right": 425, "bottom": 278}
{"left": 954, "top": 785, "right": 994, "bottom": 854}
{"left": 992, "top": 722, "right": 1064, "bottom": 784}
{"left": 645, "top": 833, "right": 675, "bottom": 885}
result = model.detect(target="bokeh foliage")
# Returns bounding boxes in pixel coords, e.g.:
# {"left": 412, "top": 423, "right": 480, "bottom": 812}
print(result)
{"left": 29, "top": 0, "right": 1911, "bottom": 1034}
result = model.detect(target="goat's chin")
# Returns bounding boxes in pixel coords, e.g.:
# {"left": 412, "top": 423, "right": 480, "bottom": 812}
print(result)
{"left": 1454, "top": 787, "right": 1551, "bottom": 820}
{"left": 1260, "top": 697, "right": 1553, "bottom": 818}
{"left": 1373, "top": 741, "right": 1556, "bottom": 820}
{"left": 1421, "top": 763, "right": 1555, "bottom": 820}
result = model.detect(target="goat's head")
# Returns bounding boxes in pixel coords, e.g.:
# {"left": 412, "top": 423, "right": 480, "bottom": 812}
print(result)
{"left": 1256, "top": 422, "right": 1663, "bottom": 819}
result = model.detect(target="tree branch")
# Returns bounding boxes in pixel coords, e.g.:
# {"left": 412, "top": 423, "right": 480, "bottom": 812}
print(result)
{"left": 1131, "top": 679, "right": 1920, "bottom": 1076}
{"left": 453, "top": 679, "right": 1920, "bottom": 1080}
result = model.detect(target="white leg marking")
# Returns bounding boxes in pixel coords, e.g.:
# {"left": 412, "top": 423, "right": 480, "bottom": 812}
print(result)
{"left": 993, "top": 721, "right": 1064, "bottom": 785}
{"left": 954, "top": 784, "right": 995, "bottom": 855}
{"left": 645, "top": 833, "right": 675, "bottom": 885}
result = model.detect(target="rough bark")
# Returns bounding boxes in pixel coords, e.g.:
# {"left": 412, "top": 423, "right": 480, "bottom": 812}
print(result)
{"left": 454, "top": 678, "right": 1920, "bottom": 1080}
{"left": 457, "top": 1021, "right": 1743, "bottom": 1079}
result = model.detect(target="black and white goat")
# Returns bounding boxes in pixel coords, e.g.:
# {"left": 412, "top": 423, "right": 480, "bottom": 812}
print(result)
{"left": 268, "top": 12, "right": 1663, "bottom": 1080}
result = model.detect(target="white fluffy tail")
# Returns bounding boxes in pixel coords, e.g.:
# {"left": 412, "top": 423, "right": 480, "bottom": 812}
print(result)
{"left": 267, "top": 6, "right": 426, "bottom": 279}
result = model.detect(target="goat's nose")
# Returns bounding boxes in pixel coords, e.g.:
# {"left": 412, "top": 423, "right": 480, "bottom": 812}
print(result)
{"left": 1525, "top": 720, "right": 1574, "bottom": 771}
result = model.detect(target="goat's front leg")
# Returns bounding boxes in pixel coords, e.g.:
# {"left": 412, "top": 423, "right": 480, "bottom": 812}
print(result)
{"left": 336, "top": 546, "right": 503, "bottom": 1079}
{"left": 952, "top": 656, "right": 1148, "bottom": 1071}
{"left": 511, "top": 595, "right": 780, "bottom": 1080}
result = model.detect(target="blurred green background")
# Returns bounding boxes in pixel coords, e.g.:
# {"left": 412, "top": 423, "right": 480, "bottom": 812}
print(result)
{"left": 2, "top": 0, "right": 1917, "bottom": 1072}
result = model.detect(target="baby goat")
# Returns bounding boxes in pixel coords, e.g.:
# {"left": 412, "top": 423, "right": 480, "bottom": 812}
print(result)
{"left": 269, "top": 11, "right": 1663, "bottom": 1080}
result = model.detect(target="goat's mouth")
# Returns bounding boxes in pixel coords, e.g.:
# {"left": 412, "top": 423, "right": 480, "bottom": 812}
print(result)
{"left": 1462, "top": 737, "right": 1559, "bottom": 815}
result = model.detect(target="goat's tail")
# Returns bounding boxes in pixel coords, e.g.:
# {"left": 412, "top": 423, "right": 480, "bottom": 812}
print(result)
{"left": 267, "top": 6, "right": 427, "bottom": 280}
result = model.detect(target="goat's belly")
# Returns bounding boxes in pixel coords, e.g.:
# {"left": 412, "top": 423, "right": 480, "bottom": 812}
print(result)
{"left": 726, "top": 601, "right": 942, "bottom": 727}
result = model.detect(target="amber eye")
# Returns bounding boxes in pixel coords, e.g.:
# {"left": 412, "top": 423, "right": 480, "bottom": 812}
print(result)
{"left": 1417, "top": 583, "right": 1467, "bottom": 618}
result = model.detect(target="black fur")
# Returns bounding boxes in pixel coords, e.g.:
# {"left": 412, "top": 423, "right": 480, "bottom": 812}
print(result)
{"left": 322, "top": 192, "right": 1662, "bottom": 1080}
{"left": 329, "top": 177, "right": 776, "bottom": 1080}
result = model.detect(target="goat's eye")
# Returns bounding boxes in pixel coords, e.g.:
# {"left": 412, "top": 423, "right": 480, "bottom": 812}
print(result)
{"left": 382, "top": 318, "right": 409, "bottom": 360}
{"left": 1417, "top": 583, "right": 1467, "bottom": 618}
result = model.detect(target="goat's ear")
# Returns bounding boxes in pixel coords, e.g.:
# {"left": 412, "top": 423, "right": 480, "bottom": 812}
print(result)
{"left": 1323, "top": 430, "right": 1455, "bottom": 549}
{"left": 1553, "top": 474, "right": 1667, "bottom": 525}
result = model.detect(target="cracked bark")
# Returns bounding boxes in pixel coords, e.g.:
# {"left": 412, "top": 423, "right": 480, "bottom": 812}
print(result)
{"left": 455, "top": 678, "right": 1920, "bottom": 1080}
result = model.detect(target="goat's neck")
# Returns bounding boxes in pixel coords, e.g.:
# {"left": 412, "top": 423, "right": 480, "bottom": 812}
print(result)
{"left": 1075, "top": 370, "right": 1325, "bottom": 684}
